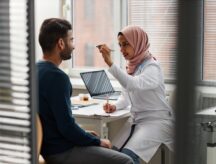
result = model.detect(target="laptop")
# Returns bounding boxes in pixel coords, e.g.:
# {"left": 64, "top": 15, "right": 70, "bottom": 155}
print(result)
{"left": 80, "top": 70, "right": 121, "bottom": 100}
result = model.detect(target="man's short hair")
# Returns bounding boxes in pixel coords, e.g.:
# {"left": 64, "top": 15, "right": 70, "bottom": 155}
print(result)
{"left": 39, "top": 18, "right": 72, "bottom": 53}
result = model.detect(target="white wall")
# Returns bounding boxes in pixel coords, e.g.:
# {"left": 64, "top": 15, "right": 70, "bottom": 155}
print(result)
{"left": 34, "top": 0, "right": 61, "bottom": 60}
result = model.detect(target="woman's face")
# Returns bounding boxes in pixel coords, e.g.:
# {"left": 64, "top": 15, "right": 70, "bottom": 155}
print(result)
{"left": 118, "top": 34, "right": 135, "bottom": 60}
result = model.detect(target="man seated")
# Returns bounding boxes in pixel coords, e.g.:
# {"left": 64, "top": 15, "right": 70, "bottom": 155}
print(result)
{"left": 37, "top": 18, "right": 134, "bottom": 164}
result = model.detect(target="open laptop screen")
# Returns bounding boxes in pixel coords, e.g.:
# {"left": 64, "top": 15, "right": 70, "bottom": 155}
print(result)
{"left": 80, "top": 70, "right": 115, "bottom": 96}
{"left": 80, "top": 70, "right": 121, "bottom": 100}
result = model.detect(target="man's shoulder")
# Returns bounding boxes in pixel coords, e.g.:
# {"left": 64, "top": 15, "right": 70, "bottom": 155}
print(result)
{"left": 37, "top": 61, "right": 69, "bottom": 81}
{"left": 47, "top": 68, "right": 69, "bottom": 81}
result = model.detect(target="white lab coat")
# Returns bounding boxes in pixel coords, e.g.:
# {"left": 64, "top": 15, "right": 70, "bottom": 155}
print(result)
{"left": 109, "top": 58, "right": 174, "bottom": 163}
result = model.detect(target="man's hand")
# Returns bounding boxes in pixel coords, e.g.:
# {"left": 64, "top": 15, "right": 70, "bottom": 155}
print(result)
{"left": 100, "top": 139, "right": 112, "bottom": 149}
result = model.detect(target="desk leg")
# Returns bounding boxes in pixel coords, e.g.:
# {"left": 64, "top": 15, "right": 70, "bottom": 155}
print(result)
{"left": 94, "top": 121, "right": 108, "bottom": 139}
{"left": 75, "top": 117, "right": 109, "bottom": 139}
{"left": 102, "top": 123, "right": 108, "bottom": 139}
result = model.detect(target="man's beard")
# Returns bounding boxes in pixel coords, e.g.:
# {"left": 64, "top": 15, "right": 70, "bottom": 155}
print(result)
{"left": 60, "top": 45, "right": 72, "bottom": 60}
{"left": 60, "top": 51, "right": 72, "bottom": 60}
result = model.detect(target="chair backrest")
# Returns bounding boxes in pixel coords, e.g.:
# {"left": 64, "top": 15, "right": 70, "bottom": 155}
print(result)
{"left": 36, "top": 114, "right": 46, "bottom": 164}
{"left": 36, "top": 114, "right": 43, "bottom": 157}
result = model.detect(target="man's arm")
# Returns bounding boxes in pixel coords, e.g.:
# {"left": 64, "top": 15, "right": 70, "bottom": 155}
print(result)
{"left": 47, "top": 72, "right": 101, "bottom": 146}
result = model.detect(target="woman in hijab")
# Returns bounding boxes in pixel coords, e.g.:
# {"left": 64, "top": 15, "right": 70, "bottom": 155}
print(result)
{"left": 98, "top": 25, "right": 174, "bottom": 164}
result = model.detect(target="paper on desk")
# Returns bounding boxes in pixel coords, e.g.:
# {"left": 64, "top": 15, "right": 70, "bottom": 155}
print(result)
{"left": 72, "top": 104, "right": 130, "bottom": 117}
{"left": 71, "top": 98, "right": 99, "bottom": 106}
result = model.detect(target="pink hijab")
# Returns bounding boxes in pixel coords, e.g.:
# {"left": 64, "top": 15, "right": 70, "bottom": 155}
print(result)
{"left": 120, "top": 25, "right": 152, "bottom": 75}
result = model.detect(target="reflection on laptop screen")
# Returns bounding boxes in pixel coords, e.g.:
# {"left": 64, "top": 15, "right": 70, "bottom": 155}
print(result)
{"left": 80, "top": 70, "right": 121, "bottom": 100}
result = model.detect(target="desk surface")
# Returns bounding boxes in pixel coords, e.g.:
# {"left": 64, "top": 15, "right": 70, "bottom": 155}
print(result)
{"left": 71, "top": 97, "right": 130, "bottom": 118}
{"left": 71, "top": 97, "right": 130, "bottom": 139}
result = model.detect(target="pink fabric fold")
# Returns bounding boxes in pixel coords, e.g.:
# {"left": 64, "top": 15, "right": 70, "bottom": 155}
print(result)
{"left": 120, "top": 25, "right": 152, "bottom": 74}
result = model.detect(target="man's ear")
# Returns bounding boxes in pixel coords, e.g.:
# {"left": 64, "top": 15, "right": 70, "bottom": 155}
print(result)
{"left": 57, "top": 38, "right": 65, "bottom": 50}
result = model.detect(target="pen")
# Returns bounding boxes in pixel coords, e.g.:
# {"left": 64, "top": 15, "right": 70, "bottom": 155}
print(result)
{"left": 106, "top": 94, "right": 109, "bottom": 104}
{"left": 106, "top": 94, "right": 110, "bottom": 113}
{"left": 96, "top": 44, "right": 114, "bottom": 52}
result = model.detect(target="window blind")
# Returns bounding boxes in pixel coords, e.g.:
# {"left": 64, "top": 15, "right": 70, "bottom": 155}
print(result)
{"left": 203, "top": 0, "right": 216, "bottom": 81}
{"left": 128, "top": 0, "right": 177, "bottom": 79}
{"left": 0, "top": 0, "right": 36, "bottom": 163}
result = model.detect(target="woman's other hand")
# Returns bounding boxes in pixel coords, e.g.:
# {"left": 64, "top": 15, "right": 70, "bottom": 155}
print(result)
{"left": 103, "top": 103, "right": 116, "bottom": 113}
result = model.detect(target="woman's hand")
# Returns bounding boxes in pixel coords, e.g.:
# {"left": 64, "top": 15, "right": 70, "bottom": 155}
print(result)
{"left": 97, "top": 44, "right": 113, "bottom": 67}
{"left": 103, "top": 103, "right": 116, "bottom": 113}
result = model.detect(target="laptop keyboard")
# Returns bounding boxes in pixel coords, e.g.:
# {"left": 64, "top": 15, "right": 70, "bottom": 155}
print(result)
{"left": 92, "top": 91, "right": 121, "bottom": 100}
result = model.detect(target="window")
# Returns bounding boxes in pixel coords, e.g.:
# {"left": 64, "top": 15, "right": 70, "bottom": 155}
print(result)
{"left": 128, "top": 0, "right": 177, "bottom": 80}
{"left": 84, "top": 0, "right": 95, "bottom": 20}
{"left": 203, "top": 0, "right": 216, "bottom": 81}
{"left": 84, "top": 43, "right": 94, "bottom": 66}
{"left": 71, "top": 0, "right": 126, "bottom": 72}
{"left": 127, "top": 0, "right": 216, "bottom": 82}
{"left": 35, "top": 0, "right": 216, "bottom": 83}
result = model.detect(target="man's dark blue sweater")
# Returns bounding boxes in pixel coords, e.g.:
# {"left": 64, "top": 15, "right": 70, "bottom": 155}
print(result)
{"left": 37, "top": 61, "right": 100, "bottom": 158}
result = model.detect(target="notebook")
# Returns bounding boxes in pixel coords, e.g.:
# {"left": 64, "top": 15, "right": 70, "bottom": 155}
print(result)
{"left": 80, "top": 70, "right": 121, "bottom": 100}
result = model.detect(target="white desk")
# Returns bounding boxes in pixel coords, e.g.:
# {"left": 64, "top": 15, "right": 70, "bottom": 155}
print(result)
{"left": 71, "top": 98, "right": 130, "bottom": 139}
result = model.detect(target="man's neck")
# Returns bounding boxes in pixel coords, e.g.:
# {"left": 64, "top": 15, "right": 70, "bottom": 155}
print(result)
{"left": 43, "top": 52, "right": 62, "bottom": 66}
